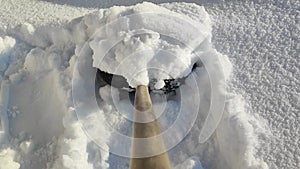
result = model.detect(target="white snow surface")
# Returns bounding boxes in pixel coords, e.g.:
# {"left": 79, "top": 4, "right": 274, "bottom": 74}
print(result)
{"left": 0, "top": 0, "right": 298, "bottom": 169}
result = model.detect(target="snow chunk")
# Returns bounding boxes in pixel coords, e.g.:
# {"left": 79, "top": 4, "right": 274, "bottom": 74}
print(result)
{"left": 174, "top": 156, "right": 203, "bottom": 169}
{"left": 20, "top": 23, "right": 35, "bottom": 35}
{"left": 0, "top": 36, "right": 16, "bottom": 72}
{"left": 0, "top": 36, "right": 15, "bottom": 53}
{"left": 19, "top": 140, "right": 33, "bottom": 154}
{"left": 0, "top": 148, "right": 20, "bottom": 169}
{"left": 24, "top": 48, "right": 51, "bottom": 76}
{"left": 154, "top": 80, "right": 165, "bottom": 89}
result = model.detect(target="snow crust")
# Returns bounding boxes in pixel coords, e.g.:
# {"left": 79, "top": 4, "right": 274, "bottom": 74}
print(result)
{"left": 0, "top": 1, "right": 277, "bottom": 169}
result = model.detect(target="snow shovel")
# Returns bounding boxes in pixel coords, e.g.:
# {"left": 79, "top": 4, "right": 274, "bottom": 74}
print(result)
{"left": 96, "top": 70, "right": 183, "bottom": 168}
{"left": 95, "top": 61, "right": 198, "bottom": 167}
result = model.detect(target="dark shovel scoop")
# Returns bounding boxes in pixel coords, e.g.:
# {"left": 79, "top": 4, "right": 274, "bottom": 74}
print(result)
{"left": 95, "top": 69, "right": 182, "bottom": 94}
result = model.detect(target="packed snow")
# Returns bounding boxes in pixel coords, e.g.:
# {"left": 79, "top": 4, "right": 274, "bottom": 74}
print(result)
{"left": 0, "top": 0, "right": 298, "bottom": 169}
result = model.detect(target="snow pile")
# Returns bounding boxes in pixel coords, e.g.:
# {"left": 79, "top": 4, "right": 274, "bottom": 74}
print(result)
{"left": 89, "top": 3, "right": 210, "bottom": 87}
{"left": 0, "top": 2, "right": 270, "bottom": 169}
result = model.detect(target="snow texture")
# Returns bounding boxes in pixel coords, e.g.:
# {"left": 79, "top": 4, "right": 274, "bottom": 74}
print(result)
{"left": 0, "top": 0, "right": 298, "bottom": 169}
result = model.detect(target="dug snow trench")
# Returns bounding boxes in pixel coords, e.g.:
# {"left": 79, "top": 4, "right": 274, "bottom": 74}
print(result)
{"left": 0, "top": 2, "right": 269, "bottom": 169}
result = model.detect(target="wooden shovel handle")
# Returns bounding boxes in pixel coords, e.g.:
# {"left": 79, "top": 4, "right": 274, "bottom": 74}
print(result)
{"left": 129, "top": 85, "right": 171, "bottom": 169}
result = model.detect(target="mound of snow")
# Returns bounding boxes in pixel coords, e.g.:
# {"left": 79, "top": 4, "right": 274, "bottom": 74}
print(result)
{"left": 90, "top": 2, "right": 211, "bottom": 87}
